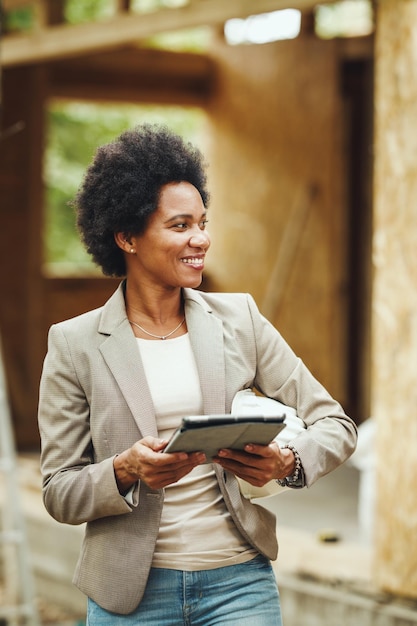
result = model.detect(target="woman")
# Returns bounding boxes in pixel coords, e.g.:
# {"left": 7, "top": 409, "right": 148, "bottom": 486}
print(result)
{"left": 38, "top": 124, "right": 357, "bottom": 625}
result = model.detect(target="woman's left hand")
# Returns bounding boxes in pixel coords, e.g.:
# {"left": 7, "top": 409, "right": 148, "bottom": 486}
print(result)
{"left": 213, "top": 442, "right": 295, "bottom": 486}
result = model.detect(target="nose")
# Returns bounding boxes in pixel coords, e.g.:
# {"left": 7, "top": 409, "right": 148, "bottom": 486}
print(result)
{"left": 189, "top": 230, "right": 210, "bottom": 249}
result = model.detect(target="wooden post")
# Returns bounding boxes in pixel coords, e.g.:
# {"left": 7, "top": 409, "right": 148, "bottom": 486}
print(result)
{"left": 0, "top": 65, "right": 47, "bottom": 449}
{"left": 372, "top": 0, "right": 417, "bottom": 598}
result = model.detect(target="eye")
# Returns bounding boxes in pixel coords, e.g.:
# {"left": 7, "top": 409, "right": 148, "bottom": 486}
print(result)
{"left": 172, "top": 222, "right": 188, "bottom": 230}
{"left": 200, "top": 219, "right": 209, "bottom": 230}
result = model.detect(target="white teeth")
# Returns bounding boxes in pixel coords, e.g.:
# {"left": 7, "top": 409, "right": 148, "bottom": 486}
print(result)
{"left": 181, "top": 258, "right": 203, "bottom": 265}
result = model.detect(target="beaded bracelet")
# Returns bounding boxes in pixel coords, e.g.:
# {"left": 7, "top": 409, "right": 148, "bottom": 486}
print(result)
{"left": 277, "top": 444, "right": 304, "bottom": 487}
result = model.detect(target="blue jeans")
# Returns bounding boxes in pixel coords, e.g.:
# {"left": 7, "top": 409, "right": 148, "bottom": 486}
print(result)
{"left": 86, "top": 555, "right": 283, "bottom": 625}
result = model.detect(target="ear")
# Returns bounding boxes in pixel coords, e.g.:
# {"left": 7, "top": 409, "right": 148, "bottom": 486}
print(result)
{"left": 114, "top": 232, "right": 135, "bottom": 254}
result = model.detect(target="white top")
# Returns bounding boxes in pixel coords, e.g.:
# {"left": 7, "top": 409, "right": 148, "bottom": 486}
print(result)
{"left": 136, "top": 334, "right": 256, "bottom": 570}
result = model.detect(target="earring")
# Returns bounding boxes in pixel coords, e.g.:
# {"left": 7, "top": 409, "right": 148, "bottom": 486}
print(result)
{"left": 130, "top": 248, "right": 135, "bottom": 253}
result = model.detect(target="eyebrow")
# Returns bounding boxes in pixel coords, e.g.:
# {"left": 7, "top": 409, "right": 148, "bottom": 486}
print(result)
{"left": 164, "top": 212, "right": 207, "bottom": 224}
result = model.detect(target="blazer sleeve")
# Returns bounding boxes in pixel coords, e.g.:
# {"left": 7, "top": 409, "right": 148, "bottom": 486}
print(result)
{"left": 38, "top": 324, "right": 135, "bottom": 525}
{"left": 246, "top": 294, "right": 358, "bottom": 487}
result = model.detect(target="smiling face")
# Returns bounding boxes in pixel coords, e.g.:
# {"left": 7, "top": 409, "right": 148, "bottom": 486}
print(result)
{"left": 127, "top": 181, "right": 210, "bottom": 290}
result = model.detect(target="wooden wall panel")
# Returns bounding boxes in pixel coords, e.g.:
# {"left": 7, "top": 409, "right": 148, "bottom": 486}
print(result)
{"left": 205, "top": 33, "right": 349, "bottom": 404}
{"left": 42, "top": 278, "right": 120, "bottom": 330}
{"left": 0, "top": 36, "right": 363, "bottom": 447}
{"left": 372, "top": 0, "right": 417, "bottom": 599}
{"left": 0, "top": 66, "right": 46, "bottom": 448}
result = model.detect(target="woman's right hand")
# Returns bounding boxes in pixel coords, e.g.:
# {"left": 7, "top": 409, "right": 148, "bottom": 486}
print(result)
{"left": 113, "top": 436, "right": 206, "bottom": 494}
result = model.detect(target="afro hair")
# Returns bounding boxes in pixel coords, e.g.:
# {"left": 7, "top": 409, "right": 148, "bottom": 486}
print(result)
{"left": 74, "top": 124, "right": 210, "bottom": 276}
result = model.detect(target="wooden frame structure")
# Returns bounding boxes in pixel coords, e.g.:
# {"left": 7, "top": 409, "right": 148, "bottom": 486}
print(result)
{"left": 0, "top": 0, "right": 375, "bottom": 451}
{"left": 1, "top": 0, "right": 350, "bottom": 449}
{"left": 2, "top": 0, "right": 334, "bottom": 67}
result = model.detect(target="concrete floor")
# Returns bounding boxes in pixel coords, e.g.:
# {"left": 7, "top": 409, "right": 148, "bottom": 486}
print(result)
{"left": 266, "top": 462, "right": 363, "bottom": 543}
{"left": 265, "top": 462, "right": 375, "bottom": 592}
{"left": 263, "top": 464, "right": 417, "bottom": 626}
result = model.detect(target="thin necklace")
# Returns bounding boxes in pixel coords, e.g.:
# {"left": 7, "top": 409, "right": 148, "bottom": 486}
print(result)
{"left": 129, "top": 316, "right": 186, "bottom": 340}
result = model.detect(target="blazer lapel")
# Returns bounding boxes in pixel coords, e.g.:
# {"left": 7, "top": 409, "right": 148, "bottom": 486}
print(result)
{"left": 184, "top": 289, "right": 226, "bottom": 415}
{"left": 98, "top": 283, "right": 158, "bottom": 438}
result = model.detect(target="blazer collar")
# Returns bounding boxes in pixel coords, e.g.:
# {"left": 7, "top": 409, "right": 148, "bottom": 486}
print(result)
{"left": 97, "top": 282, "right": 226, "bottom": 436}
{"left": 98, "top": 280, "right": 128, "bottom": 335}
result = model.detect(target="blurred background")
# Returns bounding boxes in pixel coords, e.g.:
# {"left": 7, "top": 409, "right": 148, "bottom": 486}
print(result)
{"left": 1, "top": 1, "right": 417, "bottom": 624}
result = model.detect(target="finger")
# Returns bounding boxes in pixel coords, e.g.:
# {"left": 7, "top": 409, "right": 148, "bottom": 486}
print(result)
{"left": 213, "top": 453, "right": 257, "bottom": 475}
{"left": 136, "top": 441, "right": 193, "bottom": 466}
{"left": 214, "top": 457, "right": 268, "bottom": 486}
{"left": 160, "top": 450, "right": 206, "bottom": 469}
{"left": 214, "top": 449, "right": 277, "bottom": 481}
{"left": 243, "top": 443, "right": 276, "bottom": 458}
{"left": 216, "top": 447, "right": 262, "bottom": 467}
{"left": 139, "top": 436, "right": 169, "bottom": 452}
{"left": 145, "top": 455, "right": 206, "bottom": 488}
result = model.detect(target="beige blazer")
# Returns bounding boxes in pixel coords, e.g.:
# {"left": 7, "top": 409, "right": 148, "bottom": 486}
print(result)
{"left": 38, "top": 282, "right": 357, "bottom": 615}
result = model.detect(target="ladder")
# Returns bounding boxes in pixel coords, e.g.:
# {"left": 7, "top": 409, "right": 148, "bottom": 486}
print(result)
{"left": 0, "top": 336, "right": 41, "bottom": 626}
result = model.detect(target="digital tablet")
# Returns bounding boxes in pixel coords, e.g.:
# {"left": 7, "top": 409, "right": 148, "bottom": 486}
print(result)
{"left": 164, "top": 414, "right": 286, "bottom": 462}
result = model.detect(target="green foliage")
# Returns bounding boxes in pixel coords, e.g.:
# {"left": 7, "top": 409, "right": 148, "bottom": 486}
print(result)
{"left": 131, "top": 0, "right": 189, "bottom": 14}
{"left": 4, "top": 7, "right": 33, "bottom": 32}
{"left": 65, "top": 0, "right": 114, "bottom": 24}
{"left": 44, "top": 101, "right": 206, "bottom": 275}
{"left": 64, "top": 0, "right": 191, "bottom": 24}
{"left": 146, "top": 27, "right": 212, "bottom": 53}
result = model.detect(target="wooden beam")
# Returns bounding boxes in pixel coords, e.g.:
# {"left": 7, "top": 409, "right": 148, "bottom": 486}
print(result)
{"left": 2, "top": 0, "right": 334, "bottom": 67}
{"left": 47, "top": 47, "right": 215, "bottom": 106}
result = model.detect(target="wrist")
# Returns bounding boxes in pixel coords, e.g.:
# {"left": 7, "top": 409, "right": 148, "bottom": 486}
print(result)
{"left": 276, "top": 445, "right": 305, "bottom": 489}
{"left": 280, "top": 446, "right": 296, "bottom": 475}
{"left": 113, "top": 452, "right": 138, "bottom": 495}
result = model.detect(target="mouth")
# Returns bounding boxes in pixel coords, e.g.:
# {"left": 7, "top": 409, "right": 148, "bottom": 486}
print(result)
{"left": 180, "top": 256, "right": 205, "bottom": 269}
